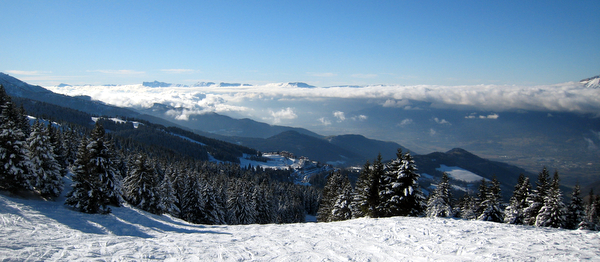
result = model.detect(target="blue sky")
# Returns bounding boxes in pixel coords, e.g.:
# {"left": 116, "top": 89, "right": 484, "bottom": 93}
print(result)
{"left": 2, "top": 0, "right": 599, "bottom": 86}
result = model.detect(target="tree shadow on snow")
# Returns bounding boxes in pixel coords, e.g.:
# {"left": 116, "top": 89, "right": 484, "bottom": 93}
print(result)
{"left": 110, "top": 205, "right": 229, "bottom": 236}
{"left": 1, "top": 193, "right": 228, "bottom": 238}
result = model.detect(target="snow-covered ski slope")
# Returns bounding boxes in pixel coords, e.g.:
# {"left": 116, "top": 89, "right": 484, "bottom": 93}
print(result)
{"left": 1, "top": 193, "right": 598, "bottom": 261}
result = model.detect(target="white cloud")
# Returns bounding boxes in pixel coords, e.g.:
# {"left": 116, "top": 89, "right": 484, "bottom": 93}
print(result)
{"left": 318, "top": 117, "right": 332, "bottom": 126}
{"left": 429, "top": 128, "right": 437, "bottom": 136}
{"left": 398, "top": 119, "right": 413, "bottom": 126}
{"left": 352, "top": 115, "right": 368, "bottom": 121}
{"left": 44, "top": 81, "right": 600, "bottom": 125}
{"left": 270, "top": 107, "right": 297, "bottom": 124}
{"left": 585, "top": 138, "right": 597, "bottom": 151}
{"left": 333, "top": 111, "right": 346, "bottom": 122}
{"left": 434, "top": 117, "right": 451, "bottom": 125}
{"left": 465, "top": 113, "right": 499, "bottom": 119}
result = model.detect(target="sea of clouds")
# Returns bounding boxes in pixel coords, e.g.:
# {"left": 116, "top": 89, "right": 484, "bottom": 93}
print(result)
{"left": 45, "top": 81, "right": 600, "bottom": 125}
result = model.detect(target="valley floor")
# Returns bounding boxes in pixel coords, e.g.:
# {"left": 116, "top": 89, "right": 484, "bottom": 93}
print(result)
{"left": 1, "top": 193, "right": 599, "bottom": 261}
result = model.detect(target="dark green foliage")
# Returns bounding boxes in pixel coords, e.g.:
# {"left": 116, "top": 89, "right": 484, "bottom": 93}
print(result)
{"left": 523, "top": 167, "right": 551, "bottom": 225}
{"left": 504, "top": 174, "right": 531, "bottom": 224}
{"left": 352, "top": 160, "right": 372, "bottom": 218}
{"left": 65, "top": 137, "right": 111, "bottom": 214}
{"left": 535, "top": 171, "right": 566, "bottom": 228}
{"left": 426, "top": 172, "right": 453, "bottom": 218}
{"left": 566, "top": 184, "right": 585, "bottom": 229}
{"left": 0, "top": 85, "right": 33, "bottom": 194}
{"left": 65, "top": 123, "right": 122, "bottom": 214}
{"left": 478, "top": 176, "right": 503, "bottom": 222}
{"left": 378, "top": 149, "right": 425, "bottom": 217}
{"left": 317, "top": 170, "right": 352, "bottom": 222}
{"left": 27, "top": 121, "right": 63, "bottom": 198}
{"left": 122, "top": 154, "right": 162, "bottom": 214}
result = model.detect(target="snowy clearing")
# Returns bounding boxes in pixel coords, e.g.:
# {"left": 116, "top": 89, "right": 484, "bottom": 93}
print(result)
{"left": 436, "top": 165, "right": 487, "bottom": 183}
{"left": 1, "top": 194, "right": 598, "bottom": 261}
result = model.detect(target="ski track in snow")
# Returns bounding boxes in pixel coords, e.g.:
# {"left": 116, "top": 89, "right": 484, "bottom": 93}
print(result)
{"left": 1, "top": 194, "right": 599, "bottom": 261}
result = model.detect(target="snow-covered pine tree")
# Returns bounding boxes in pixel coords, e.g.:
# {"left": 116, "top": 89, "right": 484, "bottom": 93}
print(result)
{"left": 200, "top": 182, "right": 226, "bottom": 225}
{"left": 426, "top": 172, "right": 453, "bottom": 218}
{"left": 377, "top": 149, "right": 425, "bottom": 217}
{"left": 504, "top": 174, "right": 531, "bottom": 224}
{"left": 351, "top": 160, "right": 371, "bottom": 218}
{"left": 47, "top": 123, "right": 68, "bottom": 176}
{"left": 179, "top": 172, "right": 205, "bottom": 224}
{"left": 0, "top": 85, "right": 33, "bottom": 194}
{"left": 65, "top": 137, "right": 111, "bottom": 214}
{"left": 330, "top": 173, "right": 353, "bottom": 221}
{"left": 535, "top": 171, "right": 567, "bottom": 228}
{"left": 578, "top": 189, "right": 599, "bottom": 230}
{"left": 565, "top": 184, "right": 585, "bottom": 230}
{"left": 457, "top": 193, "right": 477, "bottom": 220}
{"left": 157, "top": 166, "right": 180, "bottom": 216}
{"left": 226, "top": 180, "right": 258, "bottom": 225}
{"left": 478, "top": 176, "right": 503, "bottom": 222}
{"left": 27, "top": 121, "right": 63, "bottom": 198}
{"left": 317, "top": 170, "right": 349, "bottom": 222}
{"left": 254, "top": 180, "right": 276, "bottom": 224}
{"left": 523, "top": 167, "right": 551, "bottom": 225}
{"left": 122, "top": 154, "right": 162, "bottom": 214}
{"left": 87, "top": 122, "right": 123, "bottom": 206}
{"left": 369, "top": 154, "right": 384, "bottom": 218}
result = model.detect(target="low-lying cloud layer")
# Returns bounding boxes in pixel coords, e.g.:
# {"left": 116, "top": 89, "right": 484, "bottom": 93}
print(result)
{"left": 45, "top": 82, "right": 600, "bottom": 125}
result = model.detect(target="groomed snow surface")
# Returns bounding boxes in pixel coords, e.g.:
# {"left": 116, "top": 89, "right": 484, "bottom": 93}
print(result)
{"left": 1, "top": 194, "right": 599, "bottom": 261}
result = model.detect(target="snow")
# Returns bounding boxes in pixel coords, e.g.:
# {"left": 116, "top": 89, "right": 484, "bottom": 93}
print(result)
{"left": 91, "top": 117, "right": 141, "bottom": 128}
{"left": 436, "top": 164, "right": 488, "bottom": 183}
{"left": 1, "top": 192, "right": 599, "bottom": 261}
{"left": 239, "top": 153, "right": 300, "bottom": 170}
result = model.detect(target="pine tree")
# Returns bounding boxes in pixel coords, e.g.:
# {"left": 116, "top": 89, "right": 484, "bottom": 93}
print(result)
{"left": 378, "top": 149, "right": 425, "bottom": 217}
{"left": 122, "top": 154, "right": 161, "bottom": 214}
{"left": 523, "top": 167, "right": 551, "bottom": 225}
{"left": 504, "top": 174, "right": 531, "bottom": 224}
{"left": 318, "top": 170, "right": 352, "bottom": 222}
{"left": 65, "top": 137, "right": 111, "bottom": 214}
{"left": 351, "top": 160, "right": 371, "bottom": 218}
{"left": 579, "top": 189, "right": 599, "bottom": 230}
{"left": 426, "top": 172, "right": 453, "bottom": 218}
{"left": 179, "top": 172, "right": 205, "bottom": 224}
{"left": 226, "top": 180, "right": 258, "bottom": 225}
{"left": 565, "top": 184, "right": 585, "bottom": 230}
{"left": 535, "top": 171, "right": 566, "bottom": 228}
{"left": 87, "top": 123, "right": 123, "bottom": 206}
{"left": 330, "top": 173, "right": 353, "bottom": 221}
{"left": 478, "top": 176, "right": 503, "bottom": 222}
{"left": 65, "top": 123, "right": 122, "bottom": 214}
{"left": 199, "top": 182, "right": 226, "bottom": 225}
{"left": 157, "top": 167, "right": 180, "bottom": 216}
{"left": 47, "top": 123, "right": 68, "bottom": 176}
{"left": 0, "top": 85, "right": 33, "bottom": 194}
{"left": 317, "top": 170, "right": 338, "bottom": 222}
{"left": 457, "top": 193, "right": 477, "bottom": 220}
{"left": 254, "top": 180, "right": 276, "bottom": 224}
{"left": 368, "top": 154, "right": 384, "bottom": 218}
{"left": 27, "top": 121, "right": 63, "bottom": 198}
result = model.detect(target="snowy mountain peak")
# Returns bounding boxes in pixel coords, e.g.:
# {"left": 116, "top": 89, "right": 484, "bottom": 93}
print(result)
{"left": 580, "top": 75, "right": 600, "bottom": 89}
{"left": 142, "top": 81, "right": 189, "bottom": 87}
